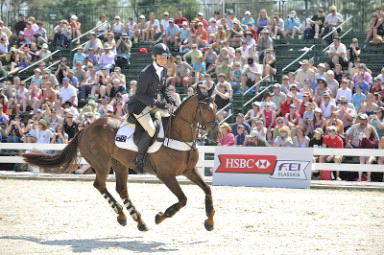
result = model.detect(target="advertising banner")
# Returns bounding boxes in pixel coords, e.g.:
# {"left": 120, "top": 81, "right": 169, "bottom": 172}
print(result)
{"left": 212, "top": 147, "right": 312, "bottom": 189}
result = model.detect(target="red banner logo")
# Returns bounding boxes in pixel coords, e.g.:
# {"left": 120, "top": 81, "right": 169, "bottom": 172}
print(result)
{"left": 216, "top": 154, "right": 277, "bottom": 174}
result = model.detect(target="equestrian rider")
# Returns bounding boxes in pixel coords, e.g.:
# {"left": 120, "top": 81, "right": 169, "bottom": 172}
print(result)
{"left": 127, "top": 43, "right": 176, "bottom": 173}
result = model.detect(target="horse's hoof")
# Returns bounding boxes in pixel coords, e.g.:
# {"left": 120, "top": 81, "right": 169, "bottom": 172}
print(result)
{"left": 204, "top": 220, "right": 214, "bottom": 231}
{"left": 117, "top": 215, "right": 127, "bottom": 226}
{"left": 137, "top": 223, "right": 148, "bottom": 232}
{"left": 155, "top": 212, "right": 164, "bottom": 224}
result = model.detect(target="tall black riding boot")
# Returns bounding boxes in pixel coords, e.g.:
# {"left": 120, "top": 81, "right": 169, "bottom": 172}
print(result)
{"left": 134, "top": 132, "right": 153, "bottom": 174}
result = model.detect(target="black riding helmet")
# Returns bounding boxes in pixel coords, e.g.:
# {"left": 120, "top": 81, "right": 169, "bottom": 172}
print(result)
{"left": 152, "top": 43, "right": 171, "bottom": 57}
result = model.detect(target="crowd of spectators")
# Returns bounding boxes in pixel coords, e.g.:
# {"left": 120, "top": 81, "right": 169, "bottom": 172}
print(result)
{"left": 0, "top": 6, "right": 382, "bottom": 180}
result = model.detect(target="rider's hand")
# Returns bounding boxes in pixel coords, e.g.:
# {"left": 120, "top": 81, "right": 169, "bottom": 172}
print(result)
{"left": 154, "top": 100, "right": 167, "bottom": 109}
{"left": 167, "top": 103, "right": 175, "bottom": 113}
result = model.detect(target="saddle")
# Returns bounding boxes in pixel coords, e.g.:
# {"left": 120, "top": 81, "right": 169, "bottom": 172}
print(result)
{"left": 115, "top": 114, "right": 165, "bottom": 154}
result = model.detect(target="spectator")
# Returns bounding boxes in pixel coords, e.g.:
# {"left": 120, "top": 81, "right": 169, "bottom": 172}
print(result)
{"left": 252, "top": 118, "right": 268, "bottom": 141}
{"left": 116, "top": 33, "right": 132, "bottom": 66}
{"left": 215, "top": 57, "right": 231, "bottom": 80}
{"left": 69, "top": 15, "right": 81, "bottom": 42}
{"left": 164, "top": 18, "right": 180, "bottom": 48}
{"left": 179, "top": 22, "right": 190, "bottom": 49}
{"left": 314, "top": 78, "right": 331, "bottom": 103}
{"left": 273, "top": 126, "right": 293, "bottom": 147}
{"left": 241, "top": 57, "right": 262, "bottom": 91}
{"left": 284, "top": 10, "right": 301, "bottom": 39}
{"left": 295, "top": 59, "right": 315, "bottom": 87}
{"left": 170, "top": 55, "right": 192, "bottom": 87}
{"left": 278, "top": 93, "right": 295, "bottom": 117}
{"left": 313, "top": 107, "right": 326, "bottom": 131}
{"left": 293, "top": 126, "right": 310, "bottom": 147}
{"left": 73, "top": 45, "right": 87, "bottom": 66}
{"left": 262, "top": 49, "right": 276, "bottom": 77}
{"left": 84, "top": 32, "right": 103, "bottom": 53}
{"left": 112, "top": 16, "right": 124, "bottom": 41}
{"left": 255, "top": 9, "right": 270, "bottom": 34}
{"left": 257, "top": 29, "right": 273, "bottom": 62}
{"left": 218, "top": 122, "right": 235, "bottom": 146}
{"left": 348, "top": 38, "right": 361, "bottom": 68}
{"left": 370, "top": 107, "right": 384, "bottom": 138}
{"left": 97, "top": 44, "right": 116, "bottom": 71}
{"left": 241, "top": 11, "right": 255, "bottom": 29}
{"left": 336, "top": 79, "right": 353, "bottom": 102}
{"left": 36, "top": 119, "right": 53, "bottom": 144}
{"left": 323, "top": 5, "right": 343, "bottom": 38}
{"left": 183, "top": 44, "right": 203, "bottom": 65}
{"left": 134, "top": 15, "right": 147, "bottom": 42}
{"left": 160, "top": 12, "right": 171, "bottom": 36}
{"left": 365, "top": 7, "right": 384, "bottom": 44}
{"left": 168, "top": 85, "right": 181, "bottom": 107}
{"left": 109, "top": 78, "right": 126, "bottom": 98}
{"left": 235, "top": 124, "right": 246, "bottom": 145}
{"left": 174, "top": 11, "right": 188, "bottom": 27}
{"left": 352, "top": 85, "right": 366, "bottom": 111}
{"left": 59, "top": 77, "right": 78, "bottom": 106}
{"left": 244, "top": 130, "right": 269, "bottom": 147}
{"left": 52, "top": 124, "right": 68, "bottom": 144}
{"left": 96, "top": 14, "right": 110, "bottom": 41}
{"left": 6, "top": 116, "right": 24, "bottom": 143}
{"left": 325, "top": 70, "right": 339, "bottom": 96}
{"left": 14, "top": 14, "right": 27, "bottom": 35}
{"left": 319, "top": 92, "right": 336, "bottom": 119}
{"left": 360, "top": 93, "right": 379, "bottom": 115}
{"left": 327, "top": 37, "right": 348, "bottom": 68}
{"left": 230, "top": 62, "right": 243, "bottom": 94}
{"left": 146, "top": 12, "right": 161, "bottom": 42}
{"left": 354, "top": 72, "right": 370, "bottom": 94}
{"left": 191, "top": 56, "right": 206, "bottom": 82}
{"left": 308, "top": 8, "right": 325, "bottom": 39}
{"left": 320, "top": 126, "right": 344, "bottom": 180}
{"left": 376, "top": 67, "right": 384, "bottom": 82}
{"left": 231, "top": 113, "right": 251, "bottom": 136}
{"left": 301, "top": 101, "right": 315, "bottom": 135}
{"left": 326, "top": 111, "right": 345, "bottom": 135}
{"left": 63, "top": 111, "right": 78, "bottom": 140}
{"left": 245, "top": 102, "right": 263, "bottom": 123}
{"left": 271, "top": 12, "right": 284, "bottom": 39}
{"left": 370, "top": 77, "right": 384, "bottom": 93}
{"left": 85, "top": 48, "right": 98, "bottom": 66}
{"left": 53, "top": 20, "right": 70, "bottom": 48}
{"left": 285, "top": 104, "right": 301, "bottom": 130}
{"left": 215, "top": 73, "right": 232, "bottom": 107}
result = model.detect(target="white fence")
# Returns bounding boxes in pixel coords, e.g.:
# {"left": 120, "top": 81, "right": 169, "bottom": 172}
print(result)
{"left": 1, "top": 143, "right": 384, "bottom": 175}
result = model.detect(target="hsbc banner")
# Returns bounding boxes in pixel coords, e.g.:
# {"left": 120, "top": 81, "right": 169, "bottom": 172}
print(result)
{"left": 213, "top": 147, "right": 312, "bottom": 189}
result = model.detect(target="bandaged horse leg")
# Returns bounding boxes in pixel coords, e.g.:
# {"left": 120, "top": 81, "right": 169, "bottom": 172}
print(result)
{"left": 113, "top": 159, "right": 147, "bottom": 231}
{"left": 93, "top": 168, "right": 127, "bottom": 226}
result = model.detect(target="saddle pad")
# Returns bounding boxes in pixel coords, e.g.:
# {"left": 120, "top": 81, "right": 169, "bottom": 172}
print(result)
{"left": 115, "top": 121, "right": 194, "bottom": 152}
{"left": 114, "top": 121, "right": 164, "bottom": 154}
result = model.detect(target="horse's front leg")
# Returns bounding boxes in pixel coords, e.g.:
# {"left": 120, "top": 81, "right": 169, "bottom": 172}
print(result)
{"left": 155, "top": 175, "right": 187, "bottom": 224}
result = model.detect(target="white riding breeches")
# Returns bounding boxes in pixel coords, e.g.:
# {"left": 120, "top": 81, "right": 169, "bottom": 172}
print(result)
{"left": 133, "top": 106, "right": 169, "bottom": 137}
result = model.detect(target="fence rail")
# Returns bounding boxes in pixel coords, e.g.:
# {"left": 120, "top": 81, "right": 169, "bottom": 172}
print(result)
{"left": 1, "top": 144, "right": 383, "bottom": 177}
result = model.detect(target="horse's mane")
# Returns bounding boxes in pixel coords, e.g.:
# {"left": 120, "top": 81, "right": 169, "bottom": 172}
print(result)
{"left": 174, "top": 94, "right": 198, "bottom": 116}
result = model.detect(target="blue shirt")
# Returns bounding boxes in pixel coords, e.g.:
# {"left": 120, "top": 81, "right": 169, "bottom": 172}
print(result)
{"left": 192, "top": 61, "right": 206, "bottom": 74}
{"left": 166, "top": 25, "right": 180, "bottom": 37}
{"left": 352, "top": 92, "right": 366, "bottom": 110}
{"left": 285, "top": 18, "right": 301, "bottom": 30}
{"left": 231, "top": 122, "right": 251, "bottom": 136}
{"left": 354, "top": 81, "right": 370, "bottom": 94}
{"left": 73, "top": 53, "right": 87, "bottom": 65}
{"left": 241, "top": 17, "right": 255, "bottom": 26}
{"left": 180, "top": 28, "right": 189, "bottom": 41}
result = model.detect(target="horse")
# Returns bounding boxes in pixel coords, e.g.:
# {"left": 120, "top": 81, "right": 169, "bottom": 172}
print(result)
{"left": 23, "top": 86, "right": 220, "bottom": 232}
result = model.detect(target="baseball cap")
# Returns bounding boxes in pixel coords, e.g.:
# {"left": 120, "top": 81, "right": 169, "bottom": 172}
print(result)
{"left": 357, "top": 113, "right": 368, "bottom": 120}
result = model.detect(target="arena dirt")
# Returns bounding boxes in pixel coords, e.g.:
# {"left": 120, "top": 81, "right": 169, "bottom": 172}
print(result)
{"left": 0, "top": 179, "right": 383, "bottom": 255}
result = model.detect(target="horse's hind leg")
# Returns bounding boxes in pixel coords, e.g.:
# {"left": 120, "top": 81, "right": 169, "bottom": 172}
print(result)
{"left": 184, "top": 168, "right": 215, "bottom": 231}
{"left": 93, "top": 166, "right": 127, "bottom": 226}
{"left": 155, "top": 175, "right": 187, "bottom": 224}
{"left": 112, "top": 159, "right": 148, "bottom": 231}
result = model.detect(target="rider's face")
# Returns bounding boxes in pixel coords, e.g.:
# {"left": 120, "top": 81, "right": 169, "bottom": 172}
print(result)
{"left": 155, "top": 55, "right": 168, "bottom": 67}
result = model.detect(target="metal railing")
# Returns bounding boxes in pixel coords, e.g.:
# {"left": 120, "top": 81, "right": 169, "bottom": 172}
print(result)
{"left": 71, "top": 21, "right": 109, "bottom": 43}
{"left": 322, "top": 27, "right": 353, "bottom": 53}
{"left": 321, "top": 16, "right": 353, "bottom": 41}
{"left": 22, "top": 59, "right": 61, "bottom": 84}
{"left": 18, "top": 50, "right": 60, "bottom": 74}
{"left": 243, "top": 75, "right": 270, "bottom": 96}
{"left": 281, "top": 45, "right": 315, "bottom": 73}
{"left": 244, "top": 84, "right": 273, "bottom": 108}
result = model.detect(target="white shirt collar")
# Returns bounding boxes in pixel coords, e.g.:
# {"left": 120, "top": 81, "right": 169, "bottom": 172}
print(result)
{"left": 153, "top": 61, "right": 164, "bottom": 79}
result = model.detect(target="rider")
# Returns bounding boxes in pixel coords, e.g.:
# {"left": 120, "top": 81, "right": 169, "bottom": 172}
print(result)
{"left": 127, "top": 43, "right": 176, "bottom": 173}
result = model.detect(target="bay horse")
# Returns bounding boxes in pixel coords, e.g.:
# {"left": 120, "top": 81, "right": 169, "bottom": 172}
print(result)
{"left": 23, "top": 87, "right": 220, "bottom": 232}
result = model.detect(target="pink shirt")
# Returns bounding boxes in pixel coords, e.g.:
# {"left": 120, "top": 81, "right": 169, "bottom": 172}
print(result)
{"left": 23, "top": 27, "right": 36, "bottom": 42}
{"left": 98, "top": 51, "right": 116, "bottom": 65}
{"left": 219, "top": 133, "right": 235, "bottom": 146}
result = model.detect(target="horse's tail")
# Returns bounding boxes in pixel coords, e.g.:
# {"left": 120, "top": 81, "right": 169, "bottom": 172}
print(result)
{"left": 22, "top": 130, "right": 83, "bottom": 173}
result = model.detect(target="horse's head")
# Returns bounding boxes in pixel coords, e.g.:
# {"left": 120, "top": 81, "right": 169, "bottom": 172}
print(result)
{"left": 196, "top": 84, "right": 220, "bottom": 142}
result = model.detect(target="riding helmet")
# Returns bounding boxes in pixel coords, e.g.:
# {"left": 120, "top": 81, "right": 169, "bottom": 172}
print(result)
{"left": 152, "top": 43, "right": 171, "bottom": 57}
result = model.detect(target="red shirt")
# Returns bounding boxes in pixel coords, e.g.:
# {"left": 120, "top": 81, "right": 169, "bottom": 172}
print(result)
{"left": 280, "top": 101, "right": 292, "bottom": 116}
{"left": 322, "top": 135, "right": 344, "bottom": 148}
{"left": 175, "top": 17, "right": 188, "bottom": 27}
